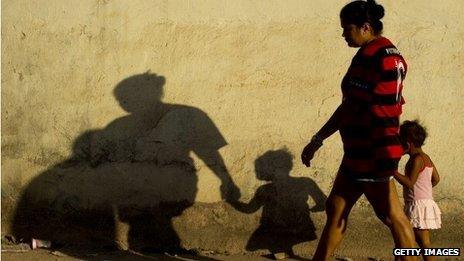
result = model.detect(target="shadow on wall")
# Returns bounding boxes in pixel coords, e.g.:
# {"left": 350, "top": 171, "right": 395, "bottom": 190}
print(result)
{"left": 11, "top": 72, "right": 327, "bottom": 259}
{"left": 229, "top": 149, "right": 327, "bottom": 258}
{"left": 12, "top": 72, "right": 240, "bottom": 258}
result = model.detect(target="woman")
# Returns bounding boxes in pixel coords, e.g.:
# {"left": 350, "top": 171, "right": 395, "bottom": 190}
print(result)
{"left": 301, "top": 0, "right": 417, "bottom": 260}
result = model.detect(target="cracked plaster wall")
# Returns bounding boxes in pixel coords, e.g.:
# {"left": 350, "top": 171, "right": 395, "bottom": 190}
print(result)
{"left": 2, "top": 0, "right": 463, "bottom": 252}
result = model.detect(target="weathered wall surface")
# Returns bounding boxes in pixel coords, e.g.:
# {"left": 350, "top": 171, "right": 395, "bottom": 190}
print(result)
{"left": 2, "top": 0, "right": 463, "bottom": 255}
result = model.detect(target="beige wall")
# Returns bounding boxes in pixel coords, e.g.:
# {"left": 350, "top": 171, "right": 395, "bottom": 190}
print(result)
{"left": 2, "top": 0, "right": 463, "bottom": 253}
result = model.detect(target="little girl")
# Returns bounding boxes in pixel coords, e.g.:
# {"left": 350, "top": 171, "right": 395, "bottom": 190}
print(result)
{"left": 394, "top": 120, "right": 441, "bottom": 259}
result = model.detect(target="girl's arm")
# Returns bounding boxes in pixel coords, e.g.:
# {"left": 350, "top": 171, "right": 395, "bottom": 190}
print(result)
{"left": 228, "top": 187, "right": 264, "bottom": 214}
{"left": 431, "top": 161, "right": 440, "bottom": 187}
{"left": 393, "top": 155, "right": 423, "bottom": 190}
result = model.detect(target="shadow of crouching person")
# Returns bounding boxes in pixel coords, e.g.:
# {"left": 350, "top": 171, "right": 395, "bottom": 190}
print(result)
{"left": 11, "top": 130, "right": 118, "bottom": 253}
{"left": 12, "top": 72, "right": 240, "bottom": 260}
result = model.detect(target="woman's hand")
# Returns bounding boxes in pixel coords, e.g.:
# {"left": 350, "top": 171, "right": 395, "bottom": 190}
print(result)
{"left": 301, "top": 136, "right": 323, "bottom": 167}
{"left": 221, "top": 183, "right": 241, "bottom": 203}
{"left": 301, "top": 105, "right": 342, "bottom": 167}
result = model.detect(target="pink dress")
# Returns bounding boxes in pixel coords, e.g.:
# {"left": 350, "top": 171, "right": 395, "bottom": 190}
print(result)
{"left": 403, "top": 165, "right": 441, "bottom": 229}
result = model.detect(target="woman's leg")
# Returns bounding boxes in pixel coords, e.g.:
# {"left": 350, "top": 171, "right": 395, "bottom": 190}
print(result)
{"left": 363, "top": 180, "right": 418, "bottom": 261}
{"left": 414, "top": 228, "right": 435, "bottom": 261}
{"left": 313, "top": 172, "right": 363, "bottom": 261}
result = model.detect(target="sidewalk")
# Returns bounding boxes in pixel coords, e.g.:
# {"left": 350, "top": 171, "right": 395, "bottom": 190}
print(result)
{"left": 2, "top": 247, "right": 463, "bottom": 261}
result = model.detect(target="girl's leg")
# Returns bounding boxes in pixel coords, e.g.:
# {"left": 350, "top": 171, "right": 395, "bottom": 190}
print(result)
{"left": 414, "top": 228, "right": 435, "bottom": 261}
{"left": 363, "top": 180, "right": 418, "bottom": 261}
{"left": 313, "top": 172, "right": 363, "bottom": 261}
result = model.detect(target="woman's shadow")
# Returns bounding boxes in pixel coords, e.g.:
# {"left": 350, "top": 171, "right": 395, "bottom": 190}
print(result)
{"left": 229, "top": 149, "right": 326, "bottom": 259}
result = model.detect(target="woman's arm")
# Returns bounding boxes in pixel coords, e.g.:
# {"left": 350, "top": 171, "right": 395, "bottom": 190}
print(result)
{"left": 393, "top": 155, "right": 423, "bottom": 190}
{"left": 302, "top": 104, "right": 344, "bottom": 167}
{"left": 316, "top": 104, "right": 344, "bottom": 140}
{"left": 195, "top": 149, "right": 241, "bottom": 202}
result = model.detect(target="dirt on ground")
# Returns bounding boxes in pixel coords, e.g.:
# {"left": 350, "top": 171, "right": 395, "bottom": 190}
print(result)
{"left": 2, "top": 247, "right": 464, "bottom": 261}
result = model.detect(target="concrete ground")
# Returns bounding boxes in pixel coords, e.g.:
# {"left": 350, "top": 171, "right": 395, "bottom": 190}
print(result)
{"left": 3, "top": 207, "right": 462, "bottom": 261}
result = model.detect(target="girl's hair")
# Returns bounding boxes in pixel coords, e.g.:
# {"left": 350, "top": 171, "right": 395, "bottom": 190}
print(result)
{"left": 400, "top": 120, "right": 428, "bottom": 147}
{"left": 340, "top": 0, "right": 385, "bottom": 35}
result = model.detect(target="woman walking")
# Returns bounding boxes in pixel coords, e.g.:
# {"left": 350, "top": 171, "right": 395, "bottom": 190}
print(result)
{"left": 301, "top": 1, "right": 417, "bottom": 260}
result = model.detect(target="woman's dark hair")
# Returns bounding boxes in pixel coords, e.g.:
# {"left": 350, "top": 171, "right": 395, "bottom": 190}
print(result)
{"left": 340, "top": 0, "right": 385, "bottom": 35}
{"left": 400, "top": 120, "right": 428, "bottom": 147}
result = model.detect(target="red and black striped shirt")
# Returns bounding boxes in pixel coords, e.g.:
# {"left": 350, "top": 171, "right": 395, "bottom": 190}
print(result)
{"left": 339, "top": 37, "right": 407, "bottom": 181}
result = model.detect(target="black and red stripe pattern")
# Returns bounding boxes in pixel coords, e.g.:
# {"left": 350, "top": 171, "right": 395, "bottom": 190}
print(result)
{"left": 340, "top": 37, "right": 407, "bottom": 180}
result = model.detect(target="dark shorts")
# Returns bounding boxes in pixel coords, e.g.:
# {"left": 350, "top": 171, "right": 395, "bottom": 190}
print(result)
{"left": 340, "top": 161, "right": 398, "bottom": 183}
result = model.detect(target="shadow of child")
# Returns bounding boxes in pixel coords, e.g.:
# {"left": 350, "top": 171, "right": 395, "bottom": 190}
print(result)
{"left": 229, "top": 148, "right": 327, "bottom": 259}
